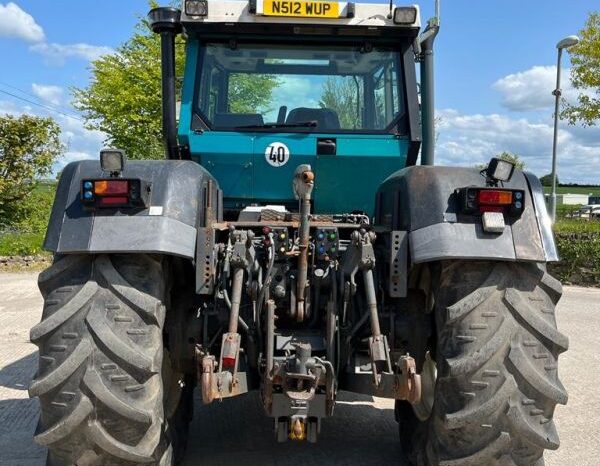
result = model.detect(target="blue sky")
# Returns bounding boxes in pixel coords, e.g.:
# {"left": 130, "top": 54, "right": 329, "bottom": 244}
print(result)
{"left": 0, "top": 0, "right": 598, "bottom": 183}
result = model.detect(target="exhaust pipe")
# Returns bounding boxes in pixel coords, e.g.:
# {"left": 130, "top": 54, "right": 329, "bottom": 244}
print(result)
{"left": 148, "top": 7, "right": 182, "bottom": 160}
{"left": 418, "top": 1, "right": 440, "bottom": 166}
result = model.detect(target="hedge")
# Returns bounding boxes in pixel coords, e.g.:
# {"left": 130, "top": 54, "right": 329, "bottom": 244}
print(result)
{"left": 549, "top": 220, "right": 600, "bottom": 286}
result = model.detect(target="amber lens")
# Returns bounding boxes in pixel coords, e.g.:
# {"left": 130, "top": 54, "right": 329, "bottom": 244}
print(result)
{"left": 94, "top": 180, "right": 129, "bottom": 196}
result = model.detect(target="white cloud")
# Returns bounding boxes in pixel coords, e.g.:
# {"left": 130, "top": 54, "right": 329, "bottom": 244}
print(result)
{"left": 0, "top": 2, "right": 44, "bottom": 42}
{"left": 265, "top": 76, "right": 321, "bottom": 121}
{"left": 59, "top": 151, "right": 96, "bottom": 165}
{"left": 30, "top": 42, "right": 113, "bottom": 65}
{"left": 492, "top": 65, "right": 591, "bottom": 112}
{"left": 31, "top": 84, "right": 64, "bottom": 106}
{"left": 436, "top": 109, "right": 600, "bottom": 184}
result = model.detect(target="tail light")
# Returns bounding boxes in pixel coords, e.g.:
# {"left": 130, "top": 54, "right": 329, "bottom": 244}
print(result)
{"left": 81, "top": 179, "right": 148, "bottom": 208}
{"left": 459, "top": 187, "right": 525, "bottom": 217}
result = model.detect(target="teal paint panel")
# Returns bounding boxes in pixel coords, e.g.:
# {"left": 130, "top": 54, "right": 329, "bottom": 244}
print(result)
{"left": 189, "top": 133, "right": 254, "bottom": 198}
{"left": 188, "top": 132, "right": 408, "bottom": 215}
{"left": 178, "top": 41, "right": 199, "bottom": 148}
{"left": 252, "top": 133, "right": 317, "bottom": 203}
{"left": 315, "top": 137, "right": 408, "bottom": 215}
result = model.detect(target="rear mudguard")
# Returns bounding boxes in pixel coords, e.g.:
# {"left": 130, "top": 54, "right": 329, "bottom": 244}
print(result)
{"left": 375, "top": 166, "right": 558, "bottom": 265}
{"left": 44, "top": 159, "right": 220, "bottom": 259}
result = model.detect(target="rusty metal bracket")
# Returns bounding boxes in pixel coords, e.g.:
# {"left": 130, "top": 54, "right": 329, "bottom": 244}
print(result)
{"left": 200, "top": 355, "right": 216, "bottom": 405}
{"left": 196, "top": 227, "right": 216, "bottom": 295}
{"left": 389, "top": 231, "right": 408, "bottom": 298}
{"left": 395, "top": 355, "right": 422, "bottom": 404}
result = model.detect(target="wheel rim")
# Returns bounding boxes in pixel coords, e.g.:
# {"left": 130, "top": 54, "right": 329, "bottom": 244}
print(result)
{"left": 412, "top": 352, "right": 436, "bottom": 422}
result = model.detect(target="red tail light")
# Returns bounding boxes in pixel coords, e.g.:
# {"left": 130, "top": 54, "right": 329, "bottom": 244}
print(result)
{"left": 81, "top": 178, "right": 147, "bottom": 209}
{"left": 478, "top": 190, "right": 513, "bottom": 205}
{"left": 94, "top": 180, "right": 129, "bottom": 196}
{"left": 459, "top": 187, "right": 525, "bottom": 217}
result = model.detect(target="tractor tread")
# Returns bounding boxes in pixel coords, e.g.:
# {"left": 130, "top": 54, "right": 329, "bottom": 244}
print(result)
{"left": 445, "top": 264, "right": 505, "bottom": 324}
{"left": 444, "top": 375, "right": 517, "bottom": 430}
{"left": 34, "top": 396, "right": 93, "bottom": 446}
{"left": 29, "top": 339, "right": 92, "bottom": 397}
{"left": 409, "top": 261, "right": 567, "bottom": 466}
{"left": 438, "top": 432, "right": 511, "bottom": 466}
{"left": 30, "top": 281, "right": 98, "bottom": 342}
{"left": 508, "top": 343, "right": 568, "bottom": 405}
{"left": 88, "top": 420, "right": 160, "bottom": 463}
{"left": 96, "top": 255, "right": 164, "bottom": 325}
{"left": 86, "top": 308, "right": 157, "bottom": 375}
{"left": 30, "top": 254, "right": 173, "bottom": 466}
{"left": 504, "top": 289, "right": 569, "bottom": 353}
{"left": 82, "top": 367, "right": 152, "bottom": 425}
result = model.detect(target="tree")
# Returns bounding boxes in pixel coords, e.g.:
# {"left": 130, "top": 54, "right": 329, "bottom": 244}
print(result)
{"left": 562, "top": 12, "right": 600, "bottom": 126}
{"left": 475, "top": 152, "right": 525, "bottom": 171}
{"left": 73, "top": 10, "right": 182, "bottom": 160}
{"left": 319, "top": 77, "right": 361, "bottom": 128}
{"left": 228, "top": 74, "right": 279, "bottom": 115}
{"left": 74, "top": 2, "right": 278, "bottom": 160}
{"left": 0, "top": 115, "right": 63, "bottom": 224}
{"left": 540, "top": 174, "right": 558, "bottom": 186}
{"left": 497, "top": 151, "right": 525, "bottom": 169}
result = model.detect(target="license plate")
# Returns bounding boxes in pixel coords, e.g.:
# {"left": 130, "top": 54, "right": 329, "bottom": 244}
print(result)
{"left": 263, "top": 0, "right": 340, "bottom": 19}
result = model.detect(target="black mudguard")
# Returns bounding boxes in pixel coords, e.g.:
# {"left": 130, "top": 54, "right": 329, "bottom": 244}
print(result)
{"left": 375, "top": 166, "right": 558, "bottom": 265}
{"left": 44, "top": 159, "right": 220, "bottom": 259}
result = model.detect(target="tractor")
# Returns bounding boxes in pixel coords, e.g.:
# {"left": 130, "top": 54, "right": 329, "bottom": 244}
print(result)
{"left": 29, "top": 1, "right": 567, "bottom": 465}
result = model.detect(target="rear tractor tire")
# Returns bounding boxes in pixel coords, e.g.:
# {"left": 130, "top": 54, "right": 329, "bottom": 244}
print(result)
{"left": 398, "top": 261, "right": 568, "bottom": 466}
{"left": 29, "top": 254, "right": 190, "bottom": 466}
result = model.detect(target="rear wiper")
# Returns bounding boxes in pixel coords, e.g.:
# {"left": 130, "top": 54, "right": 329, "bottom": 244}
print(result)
{"left": 234, "top": 121, "right": 318, "bottom": 130}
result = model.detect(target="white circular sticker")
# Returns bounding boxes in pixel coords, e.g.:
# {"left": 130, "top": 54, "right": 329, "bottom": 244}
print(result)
{"left": 265, "top": 142, "right": 290, "bottom": 167}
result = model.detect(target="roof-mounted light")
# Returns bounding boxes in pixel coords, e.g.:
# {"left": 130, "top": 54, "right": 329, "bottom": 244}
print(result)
{"left": 393, "top": 7, "right": 417, "bottom": 25}
{"left": 185, "top": 0, "right": 208, "bottom": 17}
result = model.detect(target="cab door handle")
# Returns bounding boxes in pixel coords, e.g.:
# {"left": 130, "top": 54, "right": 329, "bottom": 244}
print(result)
{"left": 317, "top": 138, "right": 336, "bottom": 156}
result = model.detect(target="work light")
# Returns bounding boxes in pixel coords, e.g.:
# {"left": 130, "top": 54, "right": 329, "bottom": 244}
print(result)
{"left": 185, "top": 0, "right": 208, "bottom": 16}
{"left": 486, "top": 157, "right": 515, "bottom": 182}
{"left": 393, "top": 7, "right": 417, "bottom": 25}
{"left": 100, "top": 149, "right": 126, "bottom": 175}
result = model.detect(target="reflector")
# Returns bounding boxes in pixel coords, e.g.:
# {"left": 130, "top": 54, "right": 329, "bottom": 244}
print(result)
{"left": 98, "top": 197, "right": 129, "bottom": 206}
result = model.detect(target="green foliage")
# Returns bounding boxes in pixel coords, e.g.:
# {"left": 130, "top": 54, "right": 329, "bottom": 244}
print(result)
{"left": 539, "top": 174, "right": 556, "bottom": 186}
{"left": 73, "top": 11, "right": 177, "bottom": 160}
{"left": 0, "top": 183, "right": 56, "bottom": 256}
{"left": 543, "top": 186, "right": 600, "bottom": 196}
{"left": 562, "top": 12, "right": 600, "bottom": 126}
{"left": 497, "top": 151, "right": 525, "bottom": 169}
{"left": 319, "top": 77, "right": 361, "bottom": 128}
{"left": 0, "top": 232, "right": 46, "bottom": 256}
{"left": 74, "top": 1, "right": 279, "bottom": 160}
{"left": 0, "top": 115, "right": 63, "bottom": 222}
{"left": 552, "top": 219, "right": 600, "bottom": 285}
{"left": 228, "top": 74, "right": 280, "bottom": 114}
{"left": 475, "top": 151, "right": 525, "bottom": 171}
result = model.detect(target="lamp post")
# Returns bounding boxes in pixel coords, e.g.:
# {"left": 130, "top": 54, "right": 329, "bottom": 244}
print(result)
{"left": 550, "top": 35, "right": 580, "bottom": 223}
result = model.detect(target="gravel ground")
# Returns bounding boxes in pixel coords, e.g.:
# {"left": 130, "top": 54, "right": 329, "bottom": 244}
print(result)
{"left": 0, "top": 272, "right": 597, "bottom": 466}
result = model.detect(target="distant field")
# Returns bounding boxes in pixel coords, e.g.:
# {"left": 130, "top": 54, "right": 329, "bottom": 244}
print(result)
{"left": 543, "top": 186, "right": 600, "bottom": 196}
